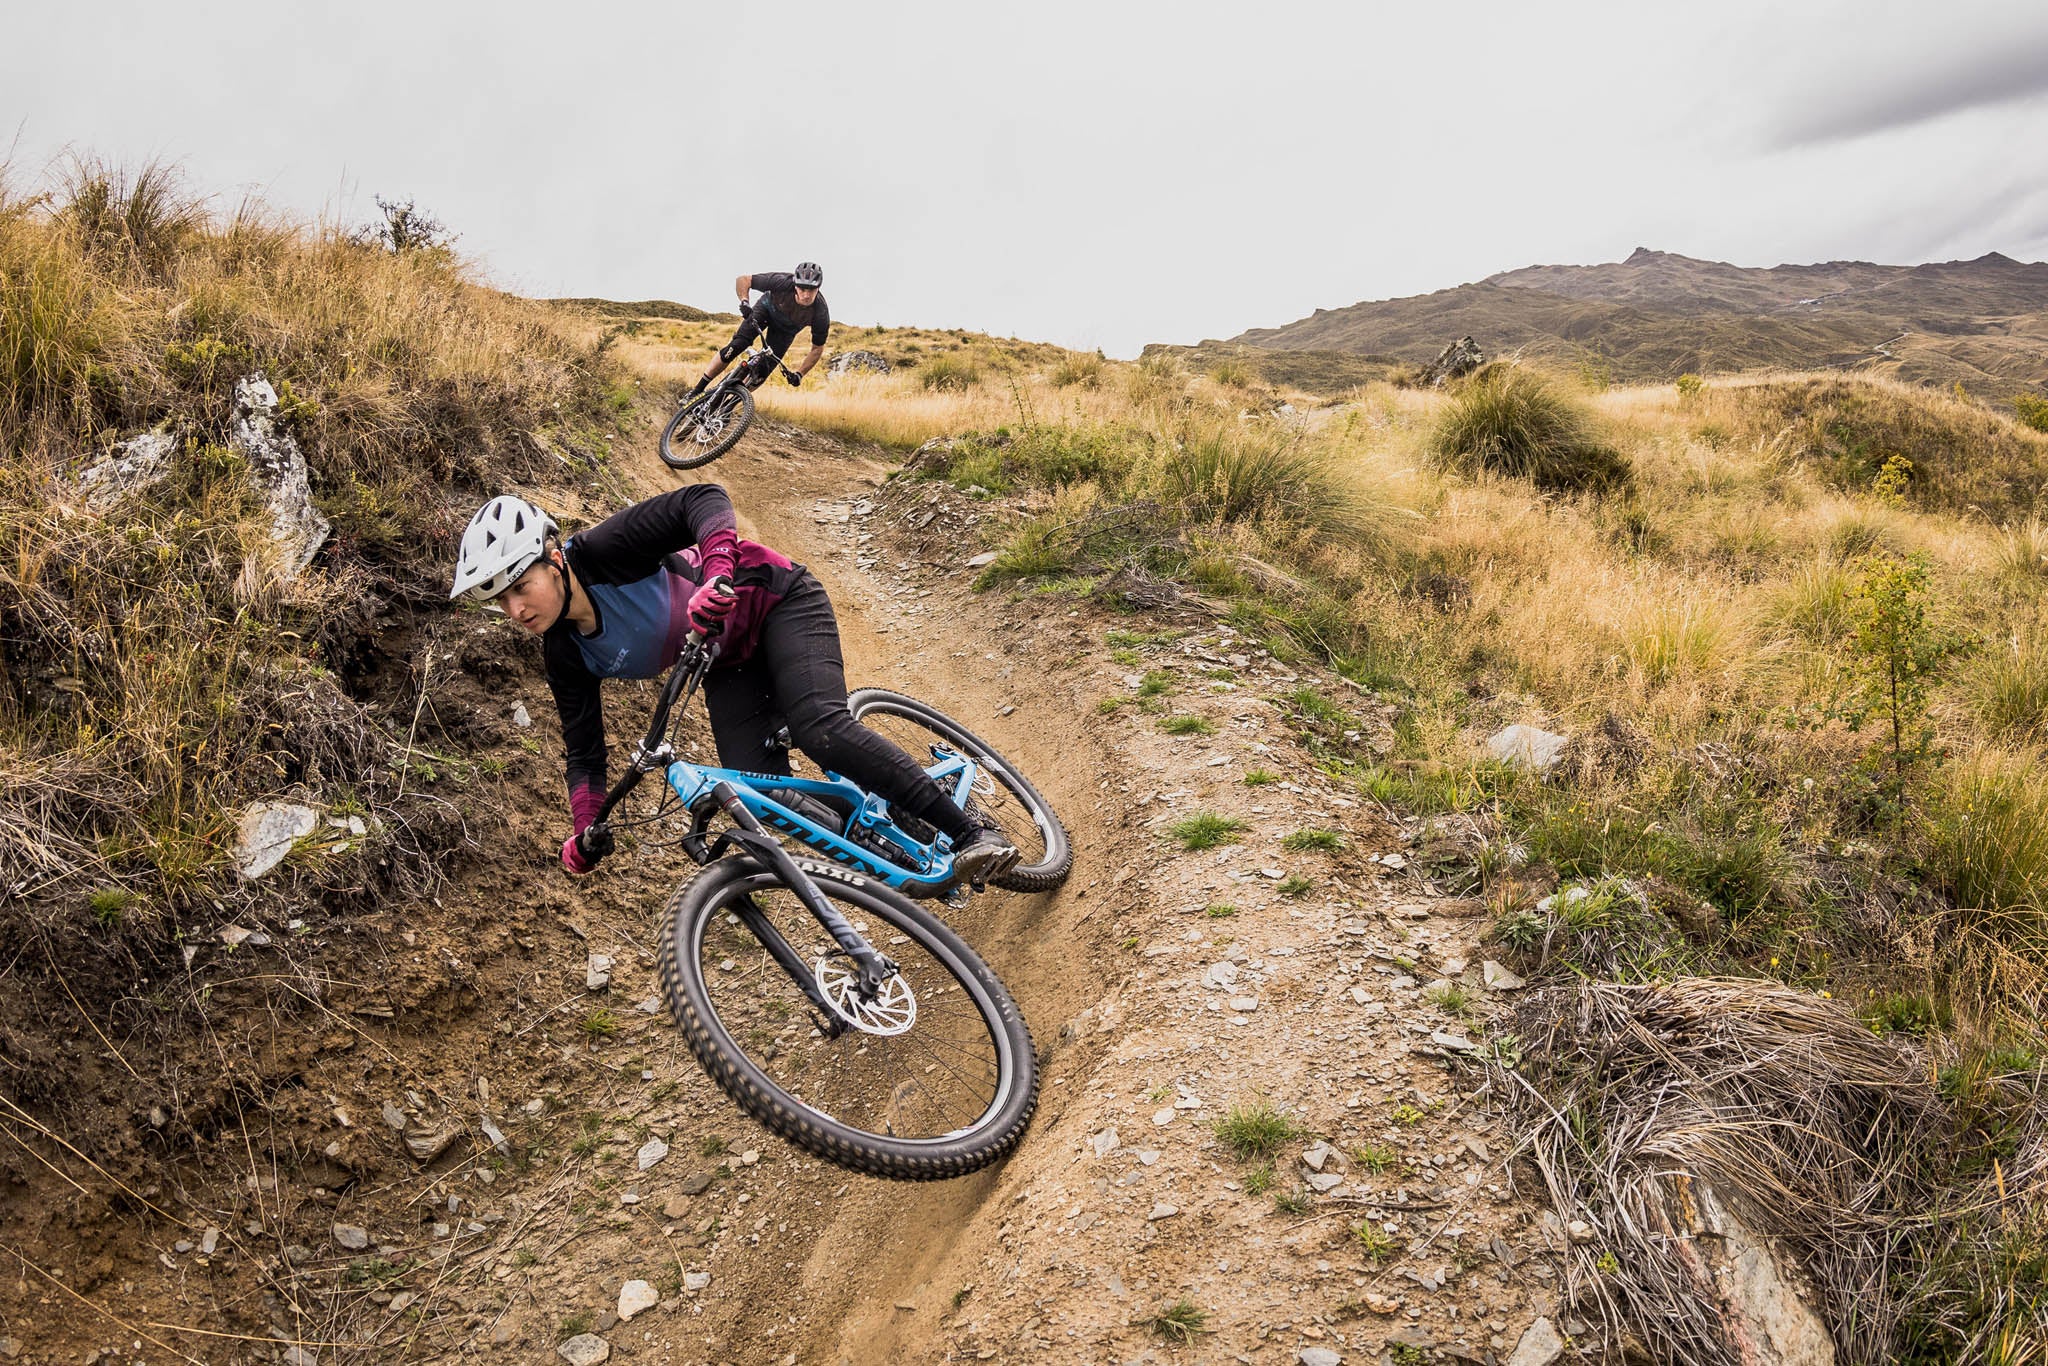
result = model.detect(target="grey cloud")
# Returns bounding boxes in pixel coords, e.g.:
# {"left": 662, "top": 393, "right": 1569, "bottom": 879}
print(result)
{"left": 1769, "top": 29, "right": 2048, "bottom": 147}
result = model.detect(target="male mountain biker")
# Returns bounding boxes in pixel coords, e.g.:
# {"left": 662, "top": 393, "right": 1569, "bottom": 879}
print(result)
{"left": 686, "top": 262, "right": 829, "bottom": 401}
{"left": 449, "top": 485, "right": 1018, "bottom": 883}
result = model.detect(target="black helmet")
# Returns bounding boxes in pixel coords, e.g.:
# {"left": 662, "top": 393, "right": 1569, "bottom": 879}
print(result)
{"left": 792, "top": 261, "right": 823, "bottom": 289}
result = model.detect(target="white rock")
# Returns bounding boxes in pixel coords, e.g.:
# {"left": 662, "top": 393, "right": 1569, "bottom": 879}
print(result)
{"left": 1147, "top": 1203, "right": 1179, "bottom": 1220}
{"left": 1298, "top": 1348, "right": 1343, "bottom": 1366}
{"left": 201, "top": 1226, "right": 220, "bottom": 1255}
{"left": 231, "top": 373, "right": 330, "bottom": 575}
{"left": 636, "top": 1138, "right": 669, "bottom": 1171}
{"left": 1566, "top": 1219, "right": 1595, "bottom": 1243}
{"left": 284, "top": 1348, "right": 318, "bottom": 1366}
{"left": 965, "top": 551, "right": 999, "bottom": 568}
{"left": 1152, "top": 1107, "right": 1177, "bottom": 1126}
{"left": 1202, "top": 961, "right": 1240, "bottom": 990}
{"left": 382, "top": 1101, "right": 407, "bottom": 1131}
{"left": 586, "top": 953, "right": 613, "bottom": 991}
{"left": 683, "top": 1271, "right": 712, "bottom": 1292}
{"left": 1228, "top": 995, "right": 1260, "bottom": 1012}
{"left": 739, "top": 1148, "right": 760, "bottom": 1166}
{"left": 1506, "top": 1317, "right": 1564, "bottom": 1366}
{"left": 1091, "top": 1128, "right": 1121, "bottom": 1158}
{"left": 1488, "top": 724, "right": 1569, "bottom": 773}
{"left": 1306, "top": 1171, "right": 1345, "bottom": 1192}
{"left": 1431, "top": 1031, "right": 1477, "bottom": 1052}
{"left": 232, "top": 802, "right": 320, "bottom": 879}
{"left": 1301, "top": 1140, "right": 1336, "bottom": 1172}
{"left": 556, "top": 1334, "right": 611, "bottom": 1366}
{"left": 1483, "top": 960, "right": 1527, "bottom": 990}
{"left": 617, "top": 1279, "right": 660, "bottom": 1321}
{"left": 75, "top": 429, "right": 177, "bottom": 510}
{"left": 331, "top": 1223, "right": 370, "bottom": 1251}
{"left": 511, "top": 702, "right": 532, "bottom": 728}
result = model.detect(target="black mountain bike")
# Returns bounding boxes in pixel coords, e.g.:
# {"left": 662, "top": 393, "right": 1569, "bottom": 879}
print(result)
{"left": 576, "top": 623, "right": 1047, "bottom": 1179}
{"left": 658, "top": 325, "right": 797, "bottom": 470}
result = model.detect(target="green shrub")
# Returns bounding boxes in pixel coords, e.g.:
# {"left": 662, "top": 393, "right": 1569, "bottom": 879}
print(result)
{"left": 1213, "top": 1100, "right": 1299, "bottom": 1159}
{"left": 1431, "top": 363, "right": 1632, "bottom": 492}
{"left": 2013, "top": 392, "right": 2048, "bottom": 433}
{"left": 1159, "top": 714, "right": 1215, "bottom": 736}
{"left": 1281, "top": 829, "right": 1343, "bottom": 852}
{"left": 1675, "top": 373, "right": 1704, "bottom": 401}
{"left": 1148, "top": 422, "right": 1380, "bottom": 541}
{"left": 1169, "top": 813, "right": 1246, "bottom": 851}
{"left": 918, "top": 353, "right": 981, "bottom": 391}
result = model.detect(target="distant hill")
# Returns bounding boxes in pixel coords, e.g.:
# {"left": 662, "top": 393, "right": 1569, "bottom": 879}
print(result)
{"left": 547, "top": 296, "right": 716, "bottom": 321}
{"left": 1227, "top": 248, "right": 2048, "bottom": 393}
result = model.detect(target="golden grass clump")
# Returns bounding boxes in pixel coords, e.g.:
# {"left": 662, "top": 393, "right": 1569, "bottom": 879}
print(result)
{"left": 1502, "top": 976, "right": 2047, "bottom": 1364}
{"left": 1431, "top": 362, "right": 1632, "bottom": 492}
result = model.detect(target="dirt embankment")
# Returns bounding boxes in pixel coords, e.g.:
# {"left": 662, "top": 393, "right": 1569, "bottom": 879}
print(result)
{"left": 1, "top": 420, "right": 1569, "bottom": 1366}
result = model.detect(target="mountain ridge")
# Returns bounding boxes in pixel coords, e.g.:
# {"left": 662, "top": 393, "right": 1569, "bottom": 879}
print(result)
{"left": 1231, "top": 248, "right": 2048, "bottom": 391}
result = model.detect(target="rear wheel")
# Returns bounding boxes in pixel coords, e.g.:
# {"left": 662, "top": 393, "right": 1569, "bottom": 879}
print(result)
{"left": 658, "top": 858, "right": 1038, "bottom": 1179}
{"left": 659, "top": 385, "right": 755, "bottom": 470}
{"left": 848, "top": 689, "right": 1072, "bottom": 893}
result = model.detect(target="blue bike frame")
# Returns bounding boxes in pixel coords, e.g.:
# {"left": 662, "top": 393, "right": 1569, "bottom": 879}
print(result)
{"left": 663, "top": 751, "right": 980, "bottom": 896}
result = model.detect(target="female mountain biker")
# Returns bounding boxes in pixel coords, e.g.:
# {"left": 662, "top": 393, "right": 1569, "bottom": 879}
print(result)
{"left": 686, "top": 262, "right": 829, "bottom": 401}
{"left": 449, "top": 485, "right": 1018, "bottom": 882}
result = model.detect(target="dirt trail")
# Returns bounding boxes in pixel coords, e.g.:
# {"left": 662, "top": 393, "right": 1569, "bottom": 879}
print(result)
{"left": 0, "top": 417, "right": 1568, "bottom": 1366}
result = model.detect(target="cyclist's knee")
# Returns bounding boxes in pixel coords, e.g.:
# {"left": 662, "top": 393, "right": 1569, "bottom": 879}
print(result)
{"left": 717, "top": 339, "right": 744, "bottom": 364}
{"left": 787, "top": 706, "right": 857, "bottom": 765}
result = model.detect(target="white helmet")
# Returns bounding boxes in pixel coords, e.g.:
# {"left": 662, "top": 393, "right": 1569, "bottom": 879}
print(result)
{"left": 450, "top": 496, "right": 558, "bottom": 601}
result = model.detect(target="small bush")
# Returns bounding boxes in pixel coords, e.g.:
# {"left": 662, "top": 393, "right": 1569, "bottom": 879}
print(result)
{"left": 1273, "top": 1186, "right": 1313, "bottom": 1215}
{"left": 1243, "top": 768, "right": 1278, "bottom": 786}
{"left": 1144, "top": 1299, "right": 1209, "bottom": 1344}
{"left": 1431, "top": 363, "right": 1632, "bottom": 492}
{"left": 1214, "top": 1100, "right": 1300, "bottom": 1160}
{"left": 1352, "top": 1221, "right": 1397, "bottom": 1262}
{"left": 1149, "top": 421, "right": 1386, "bottom": 543}
{"left": 1281, "top": 828, "right": 1343, "bottom": 853}
{"left": 1159, "top": 714, "right": 1215, "bottom": 736}
{"left": 919, "top": 353, "right": 981, "bottom": 391}
{"left": 1209, "top": 358, "right": 1255, "bottom": 388}
{"left": 1993, "top": 516, "right": 2048, "bottom": 580}
{"left": 1276, "top": 875, "right": 1314, "bottom": 898}
{"left": 1972, "top": 627, "right": 2048, "bottom": 742}
{"left": 1170, "top": 813, "right": 1247, "bottom": 851}
{"left": 2013, "top": 392, "right": 2048, "bottom": 432}
{"left": 1205, "top": 903, "right": 1237, "bottom": 918}
{"left": 1926, "top": 748, "right": 2048, "bottom": 953}
{"left": 1050, "top": 352, "right": 1102, "bottom": 388}
{"left": 1675, "top": 373, "right": 1704, "bottom": 401}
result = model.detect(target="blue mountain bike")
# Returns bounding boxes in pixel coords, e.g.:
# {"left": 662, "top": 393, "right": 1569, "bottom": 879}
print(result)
{"left": 577, "top": 630, "right": 1069, "bottom": 1179}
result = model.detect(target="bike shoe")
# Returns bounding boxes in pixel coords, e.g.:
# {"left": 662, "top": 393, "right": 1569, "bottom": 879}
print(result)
{"left": 952, "top": 828, "right": 1020, "bottom": 886}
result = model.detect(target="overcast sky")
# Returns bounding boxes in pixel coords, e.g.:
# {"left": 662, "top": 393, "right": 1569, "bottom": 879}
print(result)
{"left": 8, "top": 1, "right": 2048, "bottom": 355}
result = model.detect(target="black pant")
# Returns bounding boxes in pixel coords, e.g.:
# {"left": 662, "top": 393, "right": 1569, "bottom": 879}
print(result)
{"left": 702, "top": 572, "right": 976, "bottom": 842}
{"left": 719, "top": 315, "right": 799, "bottom": 365}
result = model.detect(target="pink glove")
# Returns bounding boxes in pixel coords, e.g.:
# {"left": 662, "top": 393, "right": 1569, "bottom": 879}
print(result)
{"left": 561, "top": 825, "right": 613, "bottom": 874}
{"left": 686, "top": 577, "right": 737, "bottom": 637}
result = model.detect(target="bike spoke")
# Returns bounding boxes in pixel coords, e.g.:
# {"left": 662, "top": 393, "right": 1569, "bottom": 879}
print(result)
{"left": 692, "top": 884, "right": 1006, "bottom": 1143}
{"left": 854, "top": 714, "right": 1050, "bottom": 868}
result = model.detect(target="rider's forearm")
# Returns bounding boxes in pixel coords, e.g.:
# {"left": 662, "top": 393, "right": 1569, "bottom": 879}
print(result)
{"left": 798, "top": 344, "right": 824, "bottom": 376}
{"left": 734, "top": 274, "right": 752, "bottom": 304}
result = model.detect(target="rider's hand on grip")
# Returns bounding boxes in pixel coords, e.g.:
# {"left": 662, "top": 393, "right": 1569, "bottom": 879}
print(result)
{"left": 784, "top": 369, "right": 802, "bottom": 387}
{"left": 737, "top": 300, "right": 753, "bottom": 323}
{"left": 561, "top": 824, "right": 614, "bottom": 875}
{"left": 686, "top": 575, "right": 737, "bottom": 639}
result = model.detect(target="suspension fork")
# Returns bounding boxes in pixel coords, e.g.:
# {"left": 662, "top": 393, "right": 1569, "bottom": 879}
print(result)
{"left": 712, "top": 782, "right": 899, "bottom": 998}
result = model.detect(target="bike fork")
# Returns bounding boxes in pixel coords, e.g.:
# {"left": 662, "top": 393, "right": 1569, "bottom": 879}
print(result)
{"left": 713, "top": 782, "right": 900, "bottom": 998}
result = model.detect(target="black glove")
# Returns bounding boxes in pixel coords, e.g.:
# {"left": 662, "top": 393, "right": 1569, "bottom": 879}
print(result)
{"left": 737, "top": 300, "right": 754, "bottom": 323}
{"left": 785, "top": 369, "right": 802, "bottom": 387}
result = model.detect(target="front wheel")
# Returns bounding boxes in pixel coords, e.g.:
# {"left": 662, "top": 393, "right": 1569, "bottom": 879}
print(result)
{"left": 658, "top": 386, "right": 755, "bottom": 470}
{"left": 847, "top": 689, "right": 1073, "bottom": 894}
{"left": 658, "top": 858, "right": 1039, "bottom": 1180}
